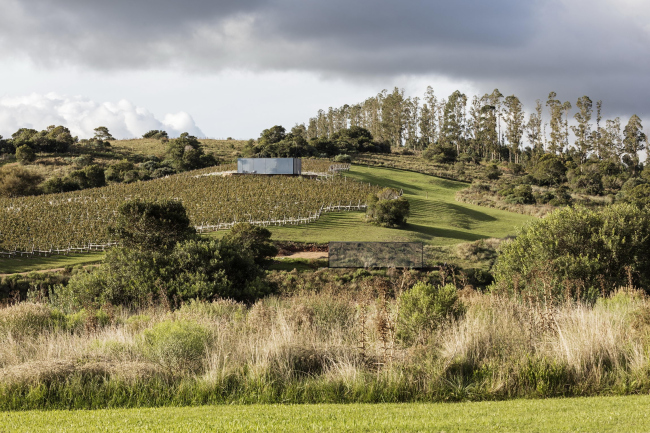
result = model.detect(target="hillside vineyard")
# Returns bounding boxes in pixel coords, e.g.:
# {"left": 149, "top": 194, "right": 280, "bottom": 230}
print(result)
{"left": 0, "top": 164, "right": 378, "bottom": 252}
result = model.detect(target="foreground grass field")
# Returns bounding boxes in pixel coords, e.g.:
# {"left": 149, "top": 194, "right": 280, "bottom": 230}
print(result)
{"left": 2, "top": 396, "right": 649, "bottom": 432}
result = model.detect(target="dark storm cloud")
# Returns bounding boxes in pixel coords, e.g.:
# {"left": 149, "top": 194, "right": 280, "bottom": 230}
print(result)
{"left": 1, "top": 0, "right": 648, "bottom": 118}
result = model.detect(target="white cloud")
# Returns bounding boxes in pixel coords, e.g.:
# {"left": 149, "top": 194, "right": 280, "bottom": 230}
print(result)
{"left": 0, "top": 93, "right": 204, "bottom": 139}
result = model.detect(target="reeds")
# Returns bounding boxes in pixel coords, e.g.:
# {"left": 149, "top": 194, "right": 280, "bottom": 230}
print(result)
{"left": 2, "top": 284, "right": 650, "bottom": 409}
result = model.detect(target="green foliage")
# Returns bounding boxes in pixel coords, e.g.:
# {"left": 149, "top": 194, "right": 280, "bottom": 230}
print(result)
{"left": 12, "top": 125, "right": 74, "bottom": 153}
{"left": 141, "top": 320, "right": 210, "bottom": 373}
{"left": 221, "top": 222, "right": 278, "bottom": 266}
{"left": 366, "top": 188, "right": 410, "bottom": 227}
{"left": 333, "top": 154, "right": 352, "bottom": 163}
{"left": 15, "top": 145, "right": 36, "bottom": 164}
{"left": 110, "top": 199, "right": 195, "bottom": 251}
{"left": 422, "top": 144, "right": 457, "bottom": 163}
{"left": 93, "top": 126, "right": 115, "bottom": 141}
{"left": 166, "top": 133, "right": 215, "bottom": 171}
{"left": 484, "top": 164, "right": 502, "bottom": 180}
{"left": 61, "top": 235, "right": 275, "bottom": 307}
{"left": 142, "top": 130, "right": 169, "bottom": 139}
{"left": 625, "top": 184, "right": 650, "bottom": 208}
{"left": 0, "top": 165, "right": 43, "bottom": 198}
{"left": 396, "top": 283, "right": 465, "bottom": 345}
{"left": 492, "top": 204, "right": 650, "bottom": 300}
{"left": 530, "top": 154, "right": 567, "bottom": 186}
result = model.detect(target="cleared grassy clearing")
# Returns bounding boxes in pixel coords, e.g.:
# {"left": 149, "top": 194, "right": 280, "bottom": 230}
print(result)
{"left": 0, "top": 253, "right": 104, "bottom": 275}
{"left": 2, "top": 396, "right": 649, "bottom": 432}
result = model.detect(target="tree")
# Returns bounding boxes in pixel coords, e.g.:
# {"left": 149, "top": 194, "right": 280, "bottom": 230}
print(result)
{"left": 546, "top": 92, "right": 564, "bottom": 154}
{"left": 15, "top": 145, "right": 36, "bottom": 164}
{"left": 440, "top": 90, "right": 467, "bottom": 155}
{"left": 526, "top": 100, "right": 544, "bottom": 154}
{"left": 166, "top": 132, "right": 215, "bottom": 171}
{"left": 623, "top": 114, "right": 646, "bottom": 176}
{"left": 571, "top": 96, "right": 593, "bottom": 163}
{"left": 143, "top": 130, "right": 169, "bottom": 139}
{"left": 530, "top": 154, "right": 567, "bottom": 186}
{"left": 94, "top": 126, "right": 115, "bottom": 141}
{"left": 366, "top": 188, "right": 410, "bottom": 227}
{"left": 110, "top": 199, "right": 196, "bottom": 251}
{"left": 221, "top": 222, "right": 278, "bottom": 266}
{"left": 504, "top": 95, "right": 525, "bottom": 163}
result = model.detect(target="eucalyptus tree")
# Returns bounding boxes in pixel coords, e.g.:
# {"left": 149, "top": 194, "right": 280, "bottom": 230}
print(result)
{"left": 546, "top": 92, "right": 564, "bottom": 154}
{"left": 623, "top": 115, "right": 647, "bottom": 176}
{"left": 467, "top": 95, "right": 482, "bottom": 157}
{"left": 571, "top": 96, "right": 593, "bottom": 163}
{"left": 526, "top": 100, "right": 544, "bottom": 154}
{"left": 418, "top": 86, "right": 438, "bottom": 147}
{"left": 404, "top": 96, "right": 420, "bottom": 149}
{"left": 440, "top": 90, "right": 467, "bottom": 155}
{"left": 504, "top": 95, "right": 525, "bottom": 163}
{"left": 602, "top": 117, "right": 623, "bottom": 161}
{"left": 488, "top": 89, "right": 504, "bottom": 145}
{"left": 381, "top": 87, "right": 406, "bottom": 147}
{"left": 562, "top": 101, "right": 572, "bottom": 152}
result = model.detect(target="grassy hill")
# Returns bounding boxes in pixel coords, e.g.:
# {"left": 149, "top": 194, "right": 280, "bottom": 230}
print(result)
{"left": 268, "top": 165, "right": 533, "bottom": 245}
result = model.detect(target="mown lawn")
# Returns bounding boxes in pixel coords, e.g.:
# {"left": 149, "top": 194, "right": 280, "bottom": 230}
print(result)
{"left": 0, "top": 253, "right": 104, "bottom": 275}
{"left": 269, "top": 165, "right": 533, "bottom": 246}
{"left": 2, "top": 396, "right": 649, "bottom": 432}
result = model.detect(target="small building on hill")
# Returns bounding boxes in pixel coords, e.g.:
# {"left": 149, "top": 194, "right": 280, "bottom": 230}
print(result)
{"left": 237, "top": 158, "right": 302, "bottom": 175}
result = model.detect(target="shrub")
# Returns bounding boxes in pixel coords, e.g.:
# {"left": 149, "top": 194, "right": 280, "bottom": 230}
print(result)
{"left": 141, "top": 320, "right": 210, "bottom": 374}
{"left": 492, "top": 204, "right": 650, "bottom": 301}
{"left": 396, "top": 283, "right": 465, "bottom": 346}
{"left": 0, "top": 165, "right": 43, "bottom": 197}
{"left": 110, "top": 199, "right": 196, "bottom": 251}
{"left": 530, "top": 154, "right": 567, "bottom": 186}
{"left": 484, "top": 164, "right": 502, "bottom": 180}
{"left": 333, "top": 154, "right": 352, "bottom": 163}
{"left": 15, "top": 145, "right": 36, "bottom": 164}
{"left": 366, "top": 188, "right": 410, "bottom": 227}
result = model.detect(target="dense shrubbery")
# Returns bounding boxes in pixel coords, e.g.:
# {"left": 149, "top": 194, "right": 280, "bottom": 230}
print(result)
{"left": 0, "top": 165, "right": 43, "bottom": 198}
{"left": 396, "top": 283, "right": 465, "bottom": 345}
{"left": 492, "top": 204, "right": 650, "bottom": 301}
{"left": 57, "top": 202, "right": 277, "bottom": 307}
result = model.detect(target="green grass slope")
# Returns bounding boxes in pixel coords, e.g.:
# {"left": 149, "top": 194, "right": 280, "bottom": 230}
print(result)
{"left": 269, "top": 165, "right": 533, "bottom": 245}
{"left": 2, "top": 395, "right": 649, "bottom": 432}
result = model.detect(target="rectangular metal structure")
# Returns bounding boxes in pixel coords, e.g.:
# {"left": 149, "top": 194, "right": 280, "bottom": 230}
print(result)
{"left": 237, "top": 158, "right": 301, "bottom": 175}
{"left": 328, "top": 242, "right": 424, "bottom": 268}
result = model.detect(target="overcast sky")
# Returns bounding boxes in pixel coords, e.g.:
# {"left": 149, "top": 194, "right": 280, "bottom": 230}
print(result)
{"left": 0, "top": 0, "right": 648, "bottom": 140}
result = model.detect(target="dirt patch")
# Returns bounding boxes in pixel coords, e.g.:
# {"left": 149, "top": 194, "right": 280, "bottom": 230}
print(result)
{"left": 276, "top": 251, "right": 328, "bottom": 260}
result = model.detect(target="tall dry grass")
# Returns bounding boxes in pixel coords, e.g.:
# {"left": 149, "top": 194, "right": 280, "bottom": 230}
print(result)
{"left": 1, "top": 284, "right": 650, "bottom": 409}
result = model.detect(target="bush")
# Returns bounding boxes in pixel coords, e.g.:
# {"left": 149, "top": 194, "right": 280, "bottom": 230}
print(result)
{"left": 141, "top": 320, "right": 210, "bottom": 374}
{"left": 0, "top": 165, "right": 43, "bottom": 197}
{"left": 530, "top": 154, "right": 567, "bottom": 186}
{"left": 396, "top": 283, "right": 465, "bottom": 346}
{"left": 333, "top": 154, "right": 352, "bottom": 163}
{"left": 365, "top": 188, "right": 410, "bottom": 227}
{"left": 484, "top": 164, "right": 502, "bottom": 180}
{"left": 15, "top": 145, "right": 36, "bottom": 164}
{"left": 110, "top": 199, "right": 195, "bottom": 251}
{"left": 492, "top": 204, "right": 650, "bottom": 301}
